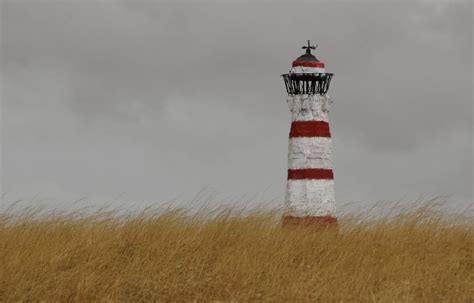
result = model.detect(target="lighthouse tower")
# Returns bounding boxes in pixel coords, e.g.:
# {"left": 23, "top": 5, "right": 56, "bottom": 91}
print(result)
{"left": 281, "top": 41, "right": 337, "bottom": 228}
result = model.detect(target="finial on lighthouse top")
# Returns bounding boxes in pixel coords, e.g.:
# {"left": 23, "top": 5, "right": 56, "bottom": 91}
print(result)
{"left": 302, "top": 40, "right": 318, "bottom": 54}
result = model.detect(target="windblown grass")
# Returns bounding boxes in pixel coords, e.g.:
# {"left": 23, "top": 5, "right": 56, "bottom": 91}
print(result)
{"left": 0, "top": 203, "right": 472, "bottom": 302}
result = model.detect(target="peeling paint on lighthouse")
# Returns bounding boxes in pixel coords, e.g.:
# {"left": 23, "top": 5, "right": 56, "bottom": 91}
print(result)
{"left": 281, "top": 41, "right": 337, "bottom": 228}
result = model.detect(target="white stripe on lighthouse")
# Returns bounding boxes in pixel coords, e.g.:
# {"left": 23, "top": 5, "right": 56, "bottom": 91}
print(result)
{"left": 287, "top": 95, "right": 332, "bottom": 122}
{"left": 285, "top": 179, "right": 336, "bottom": 217}
{"left": 290, "top": 66, "right": 326, "bottom": 74}
{"left": 288, "top": 137, "right": 333, "bottom": 170}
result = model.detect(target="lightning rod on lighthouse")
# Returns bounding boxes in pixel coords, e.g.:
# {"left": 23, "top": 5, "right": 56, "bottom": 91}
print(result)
{"left": 282, "top": 41, "right": 337, "bottom": 228}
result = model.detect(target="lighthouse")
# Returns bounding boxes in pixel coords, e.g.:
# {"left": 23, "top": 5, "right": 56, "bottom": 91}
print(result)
{"left": 281, "top": 41, "right": 337, "bottom": 228}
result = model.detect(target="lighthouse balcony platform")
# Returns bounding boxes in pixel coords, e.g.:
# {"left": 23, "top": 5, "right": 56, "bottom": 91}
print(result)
{"left": 282, "top": 73, "right": 333, "bottom": 95}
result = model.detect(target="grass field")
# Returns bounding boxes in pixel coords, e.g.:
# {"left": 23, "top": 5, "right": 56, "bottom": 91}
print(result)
{"left": 0, "top": 203, "right": 472, "bottom": 302}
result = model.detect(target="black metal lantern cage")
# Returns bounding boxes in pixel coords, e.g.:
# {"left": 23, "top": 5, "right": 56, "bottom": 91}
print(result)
{"left": 282, "top": 73, "right": 333, "bottom": 95}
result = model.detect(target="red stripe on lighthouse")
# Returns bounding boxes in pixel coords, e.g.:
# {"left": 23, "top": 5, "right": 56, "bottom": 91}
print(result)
{"left": 288, "top": 168, "right": 334, "bottom": 180}
{"left": 292, "top": 61, "right": 325, "bottom": 68}
{"left": 290, "top": 121, "right": 331, "bottom": 138}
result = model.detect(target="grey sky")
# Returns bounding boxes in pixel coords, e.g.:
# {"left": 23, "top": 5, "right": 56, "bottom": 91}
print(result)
{"left": 1, "top": 1, "right": 472, "bottom": 213}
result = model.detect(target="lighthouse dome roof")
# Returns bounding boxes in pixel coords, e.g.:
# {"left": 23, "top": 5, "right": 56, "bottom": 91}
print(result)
{"left": 294, "top": 52, "right": 320, "bottom": 63}
{"left": 290, "top": 41, "right": 325, "bottom": 73}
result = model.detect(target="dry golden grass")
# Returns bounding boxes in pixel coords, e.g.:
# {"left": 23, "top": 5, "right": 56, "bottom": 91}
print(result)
{"left": 0, "top": 204, "right": 472, "bottom": 302}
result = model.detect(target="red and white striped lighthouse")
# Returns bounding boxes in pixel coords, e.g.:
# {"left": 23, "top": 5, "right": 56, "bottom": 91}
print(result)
{"left": 281, "top": 41, "right": 337, "bottom": 228}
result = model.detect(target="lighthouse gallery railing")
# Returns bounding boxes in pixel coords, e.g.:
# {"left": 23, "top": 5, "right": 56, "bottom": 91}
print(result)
{"left": 282, "top": 73, "right": 333, "bottom": 95}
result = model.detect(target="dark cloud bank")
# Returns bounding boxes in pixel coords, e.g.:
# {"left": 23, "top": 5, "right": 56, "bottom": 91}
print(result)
{"left": 1, "top": 1, "right": 472, "bottom": 213}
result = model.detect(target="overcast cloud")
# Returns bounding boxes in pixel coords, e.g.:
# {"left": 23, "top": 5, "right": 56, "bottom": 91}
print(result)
{"left": 1, "top": 1, "right": 472, "bottom": 213}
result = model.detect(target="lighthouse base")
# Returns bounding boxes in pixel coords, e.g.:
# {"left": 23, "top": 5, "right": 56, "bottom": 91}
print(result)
{"left": 282, "top": 215, "right": 338, "bottom": 230}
